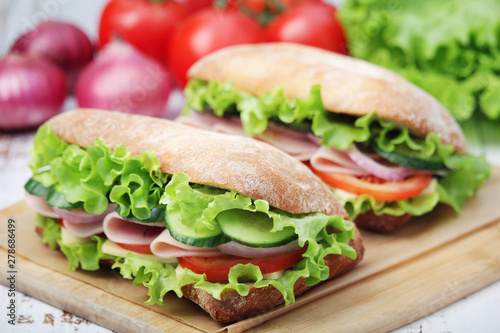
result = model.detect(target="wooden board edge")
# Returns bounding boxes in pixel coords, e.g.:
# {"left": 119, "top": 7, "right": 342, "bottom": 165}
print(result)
{"left": 0, "top": 251, "right": 203, "bottom": 333}
{"left": 243, "top": 219, "right": 500, "bottom": 332}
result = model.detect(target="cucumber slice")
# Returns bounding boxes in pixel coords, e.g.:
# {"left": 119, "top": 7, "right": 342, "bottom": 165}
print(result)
{"left": 165, "top": 210, "right": 229, "bottom": 248}
{"left": 25, "top": 177, "right": 83, "bottom": 209}
{"left": 372, "top": 143, "right": 446, "bottom": 171}
{"left": 215, "top": 210, "right": 297, "bottom": 248}
{"left": 119, "top": 206, "right": 166, "bottom": 223}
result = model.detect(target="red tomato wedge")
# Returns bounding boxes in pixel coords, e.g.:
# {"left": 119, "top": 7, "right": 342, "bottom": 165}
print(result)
{"left": 116, "top": 243, "right": 153, "bottom": 255}
{"left": 178, "top": 248, "right": 306, "bottom": 281}
{"left": 311, "top": 168, "right": 433, "bottom": 202}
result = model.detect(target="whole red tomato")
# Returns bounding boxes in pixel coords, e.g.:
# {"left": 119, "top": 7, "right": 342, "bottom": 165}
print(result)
{"left": 167, "top": 8, "right": 265, "bottom": 87}
{"left": 265, "top": 2, "right": 348, "bottom": 54}
{"left": 99, "top": 0, "right": 189, "bottom": 65}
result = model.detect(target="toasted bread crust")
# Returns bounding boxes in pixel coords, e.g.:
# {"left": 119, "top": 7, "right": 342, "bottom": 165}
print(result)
{"left": 181, "top": 226, "right": 364, "bottom": 323}
{"left": 47, "top": 109, "right": 347, "bottom": 217}
{"left": 354, "top": 211, "right": 413, "bottom": 233}
{"left": 188, "top": 43, "right": 466, "bottom": 152}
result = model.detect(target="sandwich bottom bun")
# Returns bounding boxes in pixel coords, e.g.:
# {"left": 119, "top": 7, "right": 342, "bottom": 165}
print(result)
{"left": 35, "top": 225, "right": 364, "bottom": 323}
{"left": 355, "top": 212, "right": 413, "bottom": 233}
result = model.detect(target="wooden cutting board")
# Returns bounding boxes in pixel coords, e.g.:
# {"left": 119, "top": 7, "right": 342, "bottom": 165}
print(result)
{"left": 2, "top": 167, "right": 500, "bottom": 333}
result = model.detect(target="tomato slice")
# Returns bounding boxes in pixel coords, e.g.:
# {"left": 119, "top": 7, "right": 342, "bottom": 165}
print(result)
{"left": 178, "top": 249, "right": 306, "bottom": 281}
{"left": 311, "top": 168, "right": 433, "bottom": 202}
{"left": 116, "top": 243, "right": 153, "bottom": 255}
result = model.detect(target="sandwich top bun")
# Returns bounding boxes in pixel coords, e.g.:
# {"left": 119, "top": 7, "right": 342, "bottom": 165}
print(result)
{"left": 187, "top": 42, "right": 466, "bottom": 153}
{"left": 47, "top": 109, "right": 348, "bottom": 218}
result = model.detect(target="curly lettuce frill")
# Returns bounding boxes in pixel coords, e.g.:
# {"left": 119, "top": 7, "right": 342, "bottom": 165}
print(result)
{"left": 111, "top": 172, "right": 356, "bottom": 306}
{"left": 34, "top": 214, "right": 115, "bottom": 271}
{"left": 338, "top": 0, "right": 500, "bottom": 122}
{"left": 184, "top": 80, "right": 490, "bottom": 218}
{"left": 27, "top": 124, "right": 169, "bottom": 220}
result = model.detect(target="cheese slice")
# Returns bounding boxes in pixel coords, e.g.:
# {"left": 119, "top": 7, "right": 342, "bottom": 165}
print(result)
{"left": 101, "top": 239, "right": 177, "bottom": 264}
{"left": 60, "top": 227, "right": 92, "bottom": 246}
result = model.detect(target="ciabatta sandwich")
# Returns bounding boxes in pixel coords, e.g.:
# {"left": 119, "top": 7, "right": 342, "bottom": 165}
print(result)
{"left": 24, "top": 109, "right": 363, "bottom": 323}
{"left": 180, "top": 43, "right": 490, "bottom": 232}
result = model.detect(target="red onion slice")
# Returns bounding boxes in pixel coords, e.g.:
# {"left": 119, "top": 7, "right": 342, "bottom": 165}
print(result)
{"left": 217, "top": 240, "right": 301, "bottom": 258}
{"left": 53, "top": 203, "right": 117, "bottom": 224}
{"left": 346, "top": 144, "right": 415, "bottom": 181}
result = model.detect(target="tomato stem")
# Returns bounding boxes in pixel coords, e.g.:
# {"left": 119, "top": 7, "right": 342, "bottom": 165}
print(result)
{"left": 214, "top": 0, "right": 287, "bottom": 26}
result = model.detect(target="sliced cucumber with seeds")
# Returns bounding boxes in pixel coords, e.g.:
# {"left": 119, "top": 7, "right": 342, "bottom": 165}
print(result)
{"left": 166, "top": 210, "right": 229, "bottom": 248}
{"left": 372, "top": 143, "right": 446, "bottom": 171}
{"left": 215, "top": 209, "right": 297, "bottom": 248}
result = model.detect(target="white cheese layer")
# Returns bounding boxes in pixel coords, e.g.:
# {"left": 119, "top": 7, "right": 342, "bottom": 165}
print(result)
{"left": 101, "top": 239, "right": 178, "bottom": 264}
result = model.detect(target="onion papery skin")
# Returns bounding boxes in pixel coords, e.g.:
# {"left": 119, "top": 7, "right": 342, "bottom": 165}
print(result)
{"left": 11, "top": 20, "right": 94, "bottom": 86}
{"left": 0, "top": 53, "right": 67, "bottom": 130}
{"left": 75, "top": 41, "right": 171, "bottom": 118}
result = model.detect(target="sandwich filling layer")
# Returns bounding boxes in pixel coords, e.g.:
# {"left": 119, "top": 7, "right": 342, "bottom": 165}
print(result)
{"left": 26, "top": 123, "right": 357, "bottom": 306}
{"left": 182, "top": 79, "right": 490, "bottom": 220}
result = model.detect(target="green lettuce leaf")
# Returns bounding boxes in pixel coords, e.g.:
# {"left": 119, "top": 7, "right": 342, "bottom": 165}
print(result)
{"left": 184, "top": 80, "right": 490, "bottom": 217}
{"left": 338, "top": 0, "right": 500, "bottom": 124}
{"left": 184, "top": 79, "right": 322, "bottom": 137}
{"left": 33, "top": 214, "right": 116, "bottom": 271}
{"left": 28, "top": 124, "right": 169, "bottom": 219}
{"left": 60, "top": 236, "right": 116, "bottom": 271}
{"left": 112, "top": 252, "right": 318, "bottom": 306}
{"left": 33, "top": 214, "right": 62, "bottom": 250}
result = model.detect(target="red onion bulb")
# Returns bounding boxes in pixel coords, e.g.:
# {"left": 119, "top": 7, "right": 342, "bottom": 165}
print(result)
{"left": 0, "top": 53, "right": 67, "bottom": 130}
{"left": 11, "top": 21, "right": 93, "bottom": 85}
{"left": 75, "top": 41, "right": 171, "bottom": 117}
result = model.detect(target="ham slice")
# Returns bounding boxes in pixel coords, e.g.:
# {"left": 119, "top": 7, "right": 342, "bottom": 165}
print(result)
{"left": 151, "top": 228, "right": 223, "bottom": 258}
{"left": 62, "top": 219, "right": 104, "bottom": 238}
{"left": 255, "top": 123, "right": 318, "bottom": 161}
{"left": 310, "top": 147, "right": 368, "bottom": 175}
{"left": 179, "top": 111, "right": 318, "bottom": 161}
{"left": 103, "top": 212, "right": 164, "bottom": 245}
{"left": 24, "top": 191, "right": 60, "bottom": 218}
{"left": 177, "top": 112, "right": 249, "bottom": 137}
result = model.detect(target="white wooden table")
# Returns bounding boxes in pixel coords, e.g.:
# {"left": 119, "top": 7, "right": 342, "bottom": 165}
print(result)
{"left": 1, "top": 1, "right": 499, "bottom": 332}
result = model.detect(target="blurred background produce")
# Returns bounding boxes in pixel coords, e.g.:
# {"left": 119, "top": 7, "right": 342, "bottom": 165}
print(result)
{"left": 0, "top": 52, "right": 67, "bottom": 130}
{"left": 11, "top": 20, "right": 93, "bottom": 88}
{"left": 339, "top": 0, "right": 500, "bottom": 147}
{"left": 0, "top": 0, "right": 347, "bottom": 130}
{"left": 75, "top": 40, "right": 171, "bottom": 117}
{"left": 0, "top": 0, "right": 498, "bottom": 163}
{"left": 98, "top": 0, "right": 191, "bottom": 66}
